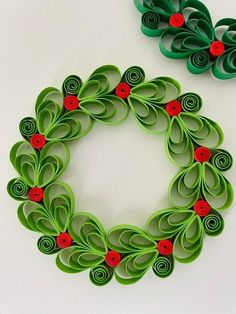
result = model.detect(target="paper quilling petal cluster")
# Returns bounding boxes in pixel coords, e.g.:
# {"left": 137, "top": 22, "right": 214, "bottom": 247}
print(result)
{"left": 8, "top": 65, "right": 233, "bottom": 285}
{"left": 134, "top": 0, "right": 236, "bottom": 79}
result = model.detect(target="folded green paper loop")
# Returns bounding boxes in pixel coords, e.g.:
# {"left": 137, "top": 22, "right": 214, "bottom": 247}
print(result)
{"left": 8, "top": 65, "right": 233, "bottom": 285}
{"left": 134, "top": 0, "right": 236, "bottom": 79}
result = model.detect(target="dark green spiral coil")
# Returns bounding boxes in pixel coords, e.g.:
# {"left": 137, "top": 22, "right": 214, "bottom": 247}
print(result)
{"left": 63, "top": 75, "right": 82, "bottom": 95}
{"left": 152, "top": 255, "right": 174, "bottom": 278}
{"left": 37, "top": 236, "right": 58, "bottom": 254}
{"left": 203, "top": 212, "right": 224, "bottom": 236}
{"left": 7, "top": 178, "right": 29, "bottom": 200}
{"left": 19, "top": 117, "right": 37, "bottom": 138}
{"left": 211, "top": 150, "right": 233, "bottom": 172}
{"left": 89, "top": 264, "right": 113, "bottom": 286}
{"left": 122, "top": 66, "right": 145, "bottom": 86}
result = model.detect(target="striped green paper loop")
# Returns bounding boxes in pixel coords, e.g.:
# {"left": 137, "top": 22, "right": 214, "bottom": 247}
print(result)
{"left": 19, "top": 117, "right": 37, "bottom": 138}
{"left": 89, "top": 264, "right": 114, "bottom": 286}
{"left": 37, "top": 235, "right": 58, "bottom": 254}
{"left": 152, "top": 255, "right": 174, "bottom": 278}
{"left": 134, "top": 0, "right": 236, "bottom": 79}
{"left": 7, "top": 178, "right": 29, "bottom": 201}
{"left": 211, "top": 149, "right": 233, "bottom": 172}
{"left": 63, "top": 75, "right": 82, "bottom": 96}
{"left": 122, "top": 66, "right": 145, "bottom": 86}
{"left": 203, "top": 211, "right": 224, "bottom": 236}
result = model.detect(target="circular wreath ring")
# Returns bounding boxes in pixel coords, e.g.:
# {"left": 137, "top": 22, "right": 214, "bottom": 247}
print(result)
{"left": 8, "top": 65, "right": 233, "bottom": 286}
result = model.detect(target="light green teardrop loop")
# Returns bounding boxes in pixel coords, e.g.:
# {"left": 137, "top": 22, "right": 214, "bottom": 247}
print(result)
{"left": 90, "top": 64, "right": 122, "bottom": 93}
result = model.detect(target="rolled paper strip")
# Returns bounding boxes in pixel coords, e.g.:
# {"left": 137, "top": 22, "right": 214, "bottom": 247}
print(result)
{"left": 152, "top": 255, "right": 174, "bottom": 278}
{"left": 211, "top": 149, "right": 233, "bottom": 172}
{"left": 7, "top": 178, "right": 29, "bottom": 200}
{"left": 179, "top": 93, "right": 202, "bottom": 113}
{"left": 169, "top": 13, "right": 185, "bottom": 28}
{"left": 209, "top": 41, "right": 225, "bottom": 58}
{"left": 194, "top": 200, "right": 211, "bottom": 217}
{"left": 187, "top": 51, "right": 212, "bottom": 75}
{"left": 19, "top": 117, "right": 37, "bottom": 138}
{"left": 157, "top": 240, "right": 173, "bottom": 256}
{"left": 63, "top": 74, "right": 82, "bottom": 96}
{"left": 89, "top": 264, "right": 114, "bottom": 286}
{"left": 115, "top": 82, "right": 131, "bottom": 99}
{"left": 194, "top": 147, "right": 211, "bottom": 163}
{"left": 105, "top": 250, "right": 121, "bottom": 267}
{"left": 166, "top": 100, "right": 182, "bottom": 116}
{"left": 141, "top": 11, "right": 160, "bottom": 36}
{"left": 202, "top": 211, "right": 224, "bottom": 236}
{"left": 30, "top": 133, "right": 46, "bottom": 150}
{"left": 37, "top": 235, "right": 58, "bottom": 254}
{"left": 63, "top": 95, "right": 79, "bottom": 111}
{"left": 122, "top": 66, "right": 145, "bottom": 86}
{"left": 56, "top": 232, "right": 72, "bottom": 249}
{"left": 28, "top": 187, "right": 44, "bottom": 202}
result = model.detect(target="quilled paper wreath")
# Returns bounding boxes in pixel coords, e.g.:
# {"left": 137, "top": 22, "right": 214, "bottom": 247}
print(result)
{"left": 8, "top": 65, "right": 234, "bottom": 286}
{"left": 134, "top": 0, "right": 236, "bottom": 80}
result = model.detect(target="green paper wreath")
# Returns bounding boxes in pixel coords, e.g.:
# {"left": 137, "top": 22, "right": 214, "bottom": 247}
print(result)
{"left": 134, "top": 0, "right": 236, "bottom": 80}
{"left": 8, "top": 65, "right": 234, "bottom": 285}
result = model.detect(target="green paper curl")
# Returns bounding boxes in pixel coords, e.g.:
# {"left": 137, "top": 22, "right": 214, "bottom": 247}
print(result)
{"left": 211, "top": 149, "right": 233, "bottom": 172}
{"left": 89, "top": 264, "right": 114, "bottom": 286}
{"left": 7, "top": 178, "right": 29, "bottom": 201}
{"left": 63, "top": 75, "right": 82, "bottom": 96}
{"left": 122, "top": 66, "right": 145, "bottom": 86}
{"left": 19, "top": 117, "right": 37, "bottom": 138}
{"left": 37, "top": 235, "right": 58, "bottom": 255}
{"left": 203, "top": 211, "right": 224, "bottom": 236}
{"left": 152, "top": 255, "right": 174, "bottom": 278}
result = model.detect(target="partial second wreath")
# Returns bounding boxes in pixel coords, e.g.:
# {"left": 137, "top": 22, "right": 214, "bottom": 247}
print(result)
{"left": 8, "top": 65, "right": 233, "bottom": 285}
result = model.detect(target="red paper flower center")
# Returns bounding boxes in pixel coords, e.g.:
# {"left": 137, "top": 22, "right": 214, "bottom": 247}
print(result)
{"left": 209, "top": 41, "right": 225, "bottom": 58}
{"left": 194, "top": 147, "right": 211, "bottom": 163}
{"left": 169, "top": 13, "right": 185, "bottom": 28}
{"left": 157, "top": 240, "right": 173, "bottom": 256}
{"left": 64, "top": 95, "right": 79, "bottom": 111}
{"left": 56, "top": 232, "right": 72, "bottom": 249}
{"left": 115, "top": 82, "right": 131, "bottom": 99}
{"left": 30, "top": 134, "right": 46, "bottom": 150}
{"left": 166, "top": 100, "right": 182, "bottom": 116}
{"left": 28, "top": 187, "right": 44, "bottom": 202}
{"left": 194, "top": 200, "right": 211, "bottom": 217}
{"left": 105, "top": 250, "right": 121, "bottom": 267}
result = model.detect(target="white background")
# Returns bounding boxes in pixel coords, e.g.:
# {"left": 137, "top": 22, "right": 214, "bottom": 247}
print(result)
{"left": 0, "top": 0, "right": 236, "bottom": 313}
